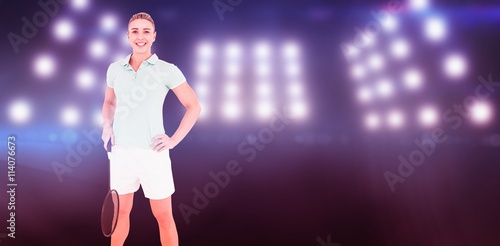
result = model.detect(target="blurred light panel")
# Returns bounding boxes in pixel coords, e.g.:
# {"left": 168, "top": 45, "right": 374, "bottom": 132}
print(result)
{"left": 381, "top": 15, "right": 398, "bottom": 32}
{"left": 289, "top": 101, "right": 307, "bottom": 119}
{"left": 390, "top": 38, "right": 410, "bottom": 59}
{"left": 34, "top": 54, "right": 56, "bottom": 78}
{"left": 351, "top": 63, "right": 365, "bottom": 80}
{"left": 424, "top": 17, "right": 446, "bottom": 42}
{"left": 367, "top": 53, "right": 384, "bottom": 71}
{"left": 365, "top": 112, "right": 380, "bottom": 130}
{"left": 225, "top": 42, "right": 242, "bottom": 60}
{"left": 419, "top": 106, "right": 439, "bottom": 127}
{"left": 71, "top": 0, "right": 89, "bottom": 10}
{"left": 8, "top": 99, "right": 32, "bottom": 124}
{"left": 76, "top": 69, "right": 95, "bottom": 90}
{"left": 288, "top": 82, "right": 302, "bottom": 97}
{"left": 357, "top": 86, "right": 373, "bottom": 103}
{"left": 256, "top": 101, "right": 274, "bottom": 120}
{"left": 285, "top": 62, "right": 301, "bottom": 77}
{"left": 101, "top": 14, "right": 118, "bottom": 32}
{"left": 198, "top": 42, "right": 214, "bottom": 60}
{"left": 222, "top": 101, "right": 241, "bottom": 120}
{"left": 197, "top": 62, "right": 211, "bottom": 77}
{"left": 410, "top": 0, "right": 429, "bottom": 10}
{"left": 403, "top": 68, "right": 423, "bottom": 90}
{"left": 88, "top": 39, "right": 107, "bottom": 59}
{"left": 343, "top": 44, "right": 361, "bottom": 60}
{"left": 61, "top": 106, "right": 80, "bottom": 127}
{"left": 471, "top": 101, "right": 493, "bottom": 125}
{"left": 256, "top": 62, "right": 271, "bottom": 77}
{"left": 283, "top": 42, "right": 300, "bottom": 60}
{"left": 376, "top": 79, "right": 394, "bottom": 98}
{"left": 444, "top": 53, "right": 467, "bottom": 79}
{"left": 257, "top": 82, "right": 272, "bottom": 97}
{"left": 93, "top": 110, "right": 103, "bottom": 126}
{"left": 225, "top": 82, "right": 240, "bottom": 97}
{"left": 226, "top": 63, "right": 241, "bottom": 77}
{"left": 53, "top": 19, "right": 75, "bottom": 42}
{"left": 254, "top": 42, "right": 271, "bottom": 60}
{"left": 387, "top": 110, "right": 404, "bottom": 129}
{"left": 195, "top": 83, "right": 209, "bottom": 97}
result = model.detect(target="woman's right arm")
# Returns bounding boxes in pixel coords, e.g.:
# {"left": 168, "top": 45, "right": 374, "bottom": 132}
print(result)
{"left": 102, "top": 86, "right": 116, "bottom": 150}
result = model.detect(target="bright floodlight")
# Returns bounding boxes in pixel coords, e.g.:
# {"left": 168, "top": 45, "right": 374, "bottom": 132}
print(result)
{"left": 256, "top": 62, "right": 271, "bottom": 77}
{"left": 54, "top": 19, "right": 75, "bottom": 41}
{"left": 89, "top": 39, "right": 107, "bottom": 59}
{"left": 226, "top": 62, "right": 241, "bottom": 77}
{"left": 365, "top": 112, "right": 380, "bottom": 130}
{"left": 367, "top": 53, "right": 384, "bottom": 71}
{"left": 225, "top": 82, "right": 240, "bottom": 97}
{"left": 195, "top": 83, "right": 208, "bottom": 97}
{"left": 419, "top": 106, "right": 439, "bottom": 127}
{"left": 225, "top": 42, "right": 242, "bottom": 60}
{"left": 403, "top": 68, "right": 423, "bottom": 90}
{"left": 381, "top": 15, "right": 398, "bottom": 31}
{"left": 283, "top": 42, "right": 300, "bottom": 60}
{"left": 444, "top": 54, "right": 467, "bottom": 79}
{"left": 357, "top": 86, "right": 372, "bottom": 103}
{"left": 61, "top": 106, "right": 80, "bottom": 126}
{"left": 257, "top": 82, "right": 272, "bottom": 97}
{"left": 256, "top": 101, "right": 274, "bottom": 119}
{"left": 222, "top": 101, "right": 240, "bottom": 120}
{"left": 76, "top": 69, "right": 95, "bottom": 90}
{"left": 289, "top": 101, "right": 307, "bottom": 119}
{"left": 254, "top": 42, "right": 271, "bottom": 60}
{"left": 424, "top": 17, "right": 446, "bottom": 42}
{"left": 101, "top": 14, "right": 118, "bottom": 32}
{"left": 8, "top": 99, "right": 32, "bottom": 124}
{"left": 351, "top": 63, "right": 365, "bottom": 79}
{"left": 342, "top": 43, "right": 361, "bottom": 60}
{"left": 376, "top": 79, "right": 394, "bottom": 98}
{"left": 197, "top": 62, "right": 211, "bottom": 77}
{"left": 410, "top": 0, "right": 429, "bottom": 10}
{"left": 285, "top": 62, "right": 301, "bottom": 77}
{"left": 387, "top": 110, "right": 404, "bottom": 129}
{"left": 71, "top": 0, "right": 89, "bottom": 10}
{"left": 471, "top": 101, "right": 493, "bottom": 125}
{"left": 288, "top": 82, "right": 302, "bottom": 97}
{"left": 93, "top": 111, "right": 103, "bottom": 126}
{"left": 34, "top": 54, "right": 56, "bottom": 78}
{"left": 390, "top": 38, "right": 410, "bottom": 59}
{"left": 198, "top": 42, "right": 214, "bottom": 60}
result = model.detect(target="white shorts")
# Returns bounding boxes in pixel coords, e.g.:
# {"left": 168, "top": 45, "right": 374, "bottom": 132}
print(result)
{"left": 109, "top": 145, "right": 175, "bottom": 200}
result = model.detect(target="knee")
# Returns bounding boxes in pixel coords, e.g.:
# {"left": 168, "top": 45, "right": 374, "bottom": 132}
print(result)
{"left": 118, "top": 202, "right": 133, "bottom": 217}
{"left": 153, "top": 210, "right": 174, "bottom": 226}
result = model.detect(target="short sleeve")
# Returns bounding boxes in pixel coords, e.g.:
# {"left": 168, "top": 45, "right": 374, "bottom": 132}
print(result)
{"left": 164, "top": 64, "right": 186, "bottom": 89}
{"left": 106, "top": 64, "right": 116, "bottom": 88}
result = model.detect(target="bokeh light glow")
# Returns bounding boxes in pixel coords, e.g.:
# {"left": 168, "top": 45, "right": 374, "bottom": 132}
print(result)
{"left": 34, "top": 54, "right": 56, "bottom": 78}
{"left": 444, "top": 54, "right": 467, "bottom": 79}
{"left": 61, "top": 106, "right": 80, "bottom": 127}
{"left": 53, "top": 19, "right": 75, "bottom": 41}
{"left": 424, "top": 17, "right": 446, "bottom": 42}
{"left": 8, "top": 99, "right": 32, "bottom": 124}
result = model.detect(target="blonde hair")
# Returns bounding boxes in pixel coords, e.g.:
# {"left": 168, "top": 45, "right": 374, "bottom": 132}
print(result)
{"left": 128, "top": 12, "right": 155, "bottom": 30}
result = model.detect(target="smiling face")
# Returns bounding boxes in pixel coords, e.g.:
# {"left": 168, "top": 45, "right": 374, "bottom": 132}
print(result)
{"left": 127, "top": 19, "right": 156, "bottom": 55}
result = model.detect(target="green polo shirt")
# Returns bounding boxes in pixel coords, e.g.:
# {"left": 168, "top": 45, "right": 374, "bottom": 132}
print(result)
{"left": 106, "top": 54, "right": 186, "bottom": 149}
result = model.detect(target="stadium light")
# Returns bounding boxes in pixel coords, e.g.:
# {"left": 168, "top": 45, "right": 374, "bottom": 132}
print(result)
{"left": 34, "top": 54, "right": 56, "bottom": 78}
{"left": 8, "top": 99, "right": 32, "bottom": 124}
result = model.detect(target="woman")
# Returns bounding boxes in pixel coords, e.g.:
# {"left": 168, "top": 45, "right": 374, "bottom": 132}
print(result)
{"left": 101, "top": 12, "right": 200, "bottom": 246}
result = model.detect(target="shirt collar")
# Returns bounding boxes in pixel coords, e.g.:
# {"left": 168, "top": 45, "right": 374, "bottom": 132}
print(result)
{"left": 121, "top": 53, "right": 159, "bottom": 66}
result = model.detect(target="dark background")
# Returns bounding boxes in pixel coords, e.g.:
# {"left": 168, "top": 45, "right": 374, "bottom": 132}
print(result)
{"left": 1, "top": 0, "right": 500, "bottom": 245}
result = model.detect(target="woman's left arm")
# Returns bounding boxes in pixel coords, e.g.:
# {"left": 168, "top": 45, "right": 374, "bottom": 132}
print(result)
{"left": 151, "top": 82, "right": 201, "bottom": 151}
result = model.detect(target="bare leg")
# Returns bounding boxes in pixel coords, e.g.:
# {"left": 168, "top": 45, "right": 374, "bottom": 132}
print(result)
{"left": 111, "top": 193, "right": 134, "bottom": 246}
{"left": 150, "top": 196, "right": 178, "bottom": 246}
